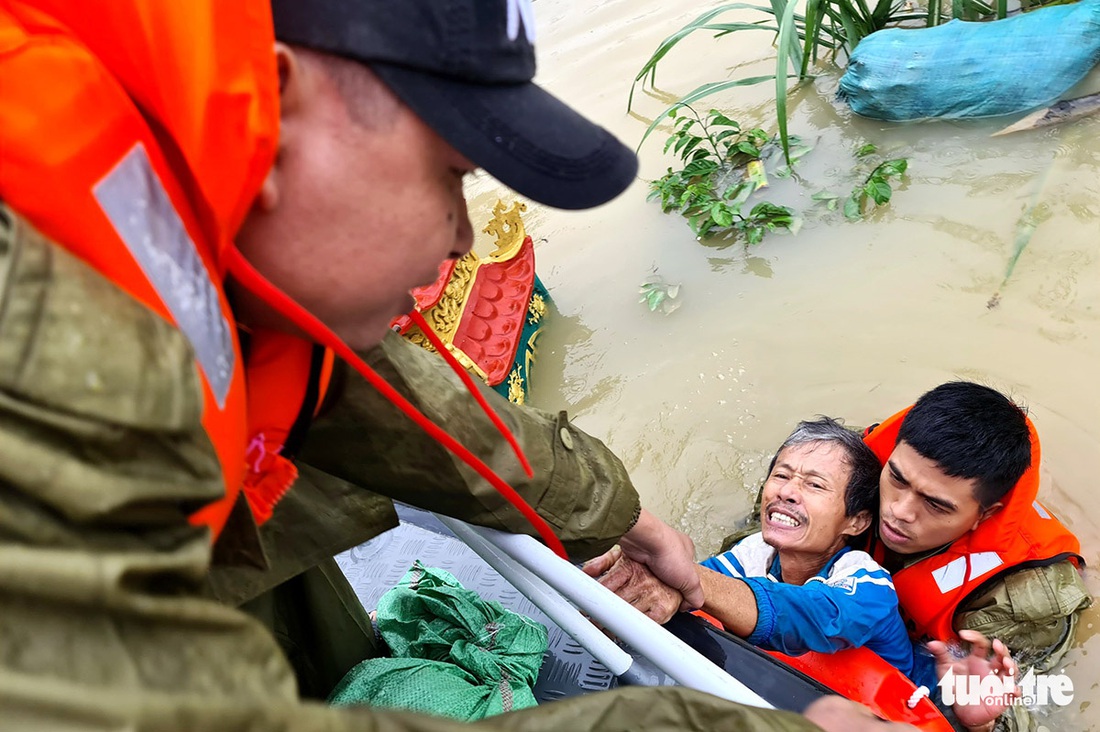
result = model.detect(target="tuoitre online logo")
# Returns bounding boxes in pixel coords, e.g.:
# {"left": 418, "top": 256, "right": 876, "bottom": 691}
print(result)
{"left": 938, "top": 667, "right": 1075, "bottom": 708}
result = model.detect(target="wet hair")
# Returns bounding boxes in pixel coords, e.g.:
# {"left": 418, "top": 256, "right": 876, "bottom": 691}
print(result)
{"left": 767, "top": 417, "right": 882, "bottom": 528}
{"left": 896, "top": 381, "right": 1031, "bottom": 509}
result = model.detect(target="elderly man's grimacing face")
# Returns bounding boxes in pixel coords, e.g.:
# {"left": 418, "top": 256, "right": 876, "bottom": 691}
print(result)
{"left": 760, "top": 442, "right": 870, "bottom": 561}
{"left": 877, "top": 441, "right": 993, "bottom": 555}
{"left": 233, "top": 45, "right": 476, "bottom": 350}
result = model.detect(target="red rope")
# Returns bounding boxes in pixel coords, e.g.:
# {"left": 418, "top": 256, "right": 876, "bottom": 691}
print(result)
{"left": 408, "top": 309, "right": 533, "bottom": 478}
{"left": 223, "top": 246, "right": 567, "bottom": 559}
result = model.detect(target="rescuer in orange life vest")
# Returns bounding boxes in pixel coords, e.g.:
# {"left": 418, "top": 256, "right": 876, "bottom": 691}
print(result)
{"left": 0, "top": 1, "right": 920, "bottom": 730}
{"left": 592, "top": 381, "right": 1090, "bottom": 732}
{"left": 862, "top": 381, "right": 1089, "bottom": 731}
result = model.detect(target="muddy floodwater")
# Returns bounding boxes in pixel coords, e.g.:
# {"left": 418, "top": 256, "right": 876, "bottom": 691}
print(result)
{"left": 466, "top": 1, "right": 1100, "bottom": 727}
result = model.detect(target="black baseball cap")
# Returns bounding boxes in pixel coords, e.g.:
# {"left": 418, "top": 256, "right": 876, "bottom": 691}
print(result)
{"left": 270, "top": 0, "right": 638, "bottom": 210}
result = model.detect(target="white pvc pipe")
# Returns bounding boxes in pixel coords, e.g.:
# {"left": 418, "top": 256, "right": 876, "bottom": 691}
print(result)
{"left": 439, "top": 517, "right": 772, "bottom": 708}
{"left": 438, "top": 515, "right": 634, "bottom": 676}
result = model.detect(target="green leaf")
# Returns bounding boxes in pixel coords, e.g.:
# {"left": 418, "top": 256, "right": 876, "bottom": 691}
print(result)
{"left": 774, "top": 0, "right": 802, "bottom": 165}
{"left": 787, "top": 142, "right": 814, "bottom": 165}
{"left": 647, "top": 289, "right": 666, "bottom": 311}
{"left": 747, "top": 129, "right": 770, "bottom": 147}
{"left": 856, "top": 143, "right": 877, "bottom": 157}
{"left": 865, "top": 178, "right": 892, "bottom": 205}
{"left": 682, "top": 159, "right": 720, "bottom": 178}
{"left": 709, "top": 111, "right": 741, "bottom": 130}
{"left": 734, "top": 141, "right": 762, "bottom": 157}
{"left": 627, "top": 4, "right": 785, "bottom": 112}
{"left": 811, "top": 190, "right": 838, "bottom": 202}
{"left": 875, "top": 158, "right": 909, "bottom": 178}
{"left": 713, "top": 128, "right": 741, "bottom": 144}
{"left": 801, "top": 0, "right": 822, "bottom": 75}
{"left": 681, "top": 136, "right": 704, "bottom": 160}
{"left": 712, "top": 203, "right": 735, "bottom": 228}
{"left": 725, "top": 181, "right": 756, "bottom": 208}
{"left": 843, "top": 193, "right": 863, "bottom": 221}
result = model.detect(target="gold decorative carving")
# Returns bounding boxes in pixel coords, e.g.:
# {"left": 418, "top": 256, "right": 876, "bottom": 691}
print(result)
{"left": 420, "top": 251, "right": 479, "bottom": 344}
{"left": 405, "top": 328, "right": 437, "bottom": 353}
{"left": 482, "top": 200, "right": 528, "bottom": 261}
{"left": 506, "top": 368, "right": 525, "bottom": 405}
{"left": 405, "top": 202, "right": 533, "bottom": 385}
{"left": 446, "top": 343, "right": 490, "bottom": 383}
{"left": 527, "top": 292, "right": 547, "bottom": 325}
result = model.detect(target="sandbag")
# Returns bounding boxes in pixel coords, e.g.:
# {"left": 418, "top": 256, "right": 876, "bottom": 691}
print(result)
{"left": 329, "top": 562, "right": 548, "bottom": 721}
{"left": 839, "top": 0, "right": 1100, "bottom": 121}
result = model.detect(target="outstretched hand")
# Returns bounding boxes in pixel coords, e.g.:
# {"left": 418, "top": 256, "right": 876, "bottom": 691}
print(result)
{"left": 927, "top": 629, "right": 1019, "bottom": 732}
{"left": 617, "top": 508, "right": 704, "bottom": 610}
{"left": 582, "top": 545, "right": 685, "bottom": 624}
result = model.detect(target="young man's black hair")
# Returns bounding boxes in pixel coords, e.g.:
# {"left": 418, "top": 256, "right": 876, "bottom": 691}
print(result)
{"left": 896, "top": 381, "right": 1031, "bottom": 509}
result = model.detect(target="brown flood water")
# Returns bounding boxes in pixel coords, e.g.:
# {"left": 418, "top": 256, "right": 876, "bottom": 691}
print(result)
{"left": 467, "top": 1, "right": 1100, "bottom": 728}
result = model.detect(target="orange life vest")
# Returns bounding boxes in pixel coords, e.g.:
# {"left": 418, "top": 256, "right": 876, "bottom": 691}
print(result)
{"left": 864, "top": 407, "right": 1083, "bottom": 642}
{"left": 0, "top": 1, "right": 566, "bottom": 557}
{"left": 0, "top": 0, "right": 279, "bottom": 538}
{"left": 692, "top": 610, "right": 952, "bottom": 730}
{"left": 241, "top": 331, "right": 335, "bottom": 525}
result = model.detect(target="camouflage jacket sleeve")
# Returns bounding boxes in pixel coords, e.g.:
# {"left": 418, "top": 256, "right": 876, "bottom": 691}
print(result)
{"left": 0, "top": 205, "right": 820, "bottom": 732}
{"left": 296, "top": 332, "right": 641, "bottom": 561}
{"left": 955, "top": 560, "right": 1091, "bottom": 673}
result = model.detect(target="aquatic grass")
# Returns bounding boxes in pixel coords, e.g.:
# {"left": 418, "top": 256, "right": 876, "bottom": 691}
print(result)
{"left": 637, "top": 75, "right": 783, "bottom": 151}
{"left": 630, "top": 0, "right": 1061, "bottom": 158}
{"left": 630, "top": 0, "right": 924, "bottom": 160}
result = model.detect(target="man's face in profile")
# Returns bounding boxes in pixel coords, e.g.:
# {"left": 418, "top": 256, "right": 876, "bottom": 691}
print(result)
{"left": 878, "top": 441, "right": 986, "bottom": 554}
{"left": 233, "top": 48, "right": 477, "bottom": 350}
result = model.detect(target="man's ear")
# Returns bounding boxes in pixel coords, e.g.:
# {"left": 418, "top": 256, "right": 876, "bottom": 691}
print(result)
{"left": 973, "top": 501, "right": 1003, "bottom": 530}
{"left": 256, "top": 43, "right": 307, "bottom": 213}
{"left": 842, "top": 509, "right": 873, "bottom": 538}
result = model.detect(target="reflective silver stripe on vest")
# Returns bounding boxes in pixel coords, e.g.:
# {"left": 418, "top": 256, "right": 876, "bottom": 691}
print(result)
{"left": 931, "top": 551, "right": 1004, "bottom": 594}
{"left": 94, "top": 143, "right": 234, "bottom": 408}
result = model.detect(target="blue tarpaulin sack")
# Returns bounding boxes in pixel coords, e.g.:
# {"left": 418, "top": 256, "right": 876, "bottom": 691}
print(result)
{"left": 839, "top": 0, "right": 1100, "bottom": 121}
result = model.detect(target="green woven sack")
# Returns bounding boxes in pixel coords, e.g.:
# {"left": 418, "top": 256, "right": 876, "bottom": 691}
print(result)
{"left": 329, "top": 562, "right": 548, "bottom": 721}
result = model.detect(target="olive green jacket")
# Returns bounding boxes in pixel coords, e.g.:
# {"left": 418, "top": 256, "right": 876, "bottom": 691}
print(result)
{"left": 205, "top": 328, "right": 643, "bottom": 607}
{"left": 0, "top": 207, "right": 826, "bottom": 731}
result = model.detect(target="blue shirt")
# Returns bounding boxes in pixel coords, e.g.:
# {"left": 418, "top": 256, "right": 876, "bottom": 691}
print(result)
{"left": 700, "top": 533, "right": 936, "bottom": 690}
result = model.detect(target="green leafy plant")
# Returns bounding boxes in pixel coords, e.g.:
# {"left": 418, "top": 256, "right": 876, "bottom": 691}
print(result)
{"left": 740, "top": 202, "right": 800, "bottom": 244}
{"left": 812, "top": 144, "right": 909, "bottom": 220}
{"left": 647, "top": 106, "right": 798, "bottom": 241}
{"left": 639, "top": 273, "right": 683, "bottom": 314}
{"left": 843, "top": 158, "right": 908, "bottom": 220}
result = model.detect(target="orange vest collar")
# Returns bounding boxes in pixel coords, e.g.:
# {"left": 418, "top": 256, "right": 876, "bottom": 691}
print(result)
{"left": 864, "top": 406, "right": 1082, "bottom": 641}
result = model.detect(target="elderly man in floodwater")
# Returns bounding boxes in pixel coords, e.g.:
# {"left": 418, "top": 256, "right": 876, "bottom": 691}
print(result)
{"left": 589, "top": 417, "right": 930, "bottom": 686}
{"left": 589, "top": 416, "right": 1019, "bottom": 731}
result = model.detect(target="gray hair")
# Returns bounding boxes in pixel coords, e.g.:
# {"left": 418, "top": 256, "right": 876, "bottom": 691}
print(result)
{"left": 769, "top": 416, "right": 882, "bottom": 521}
